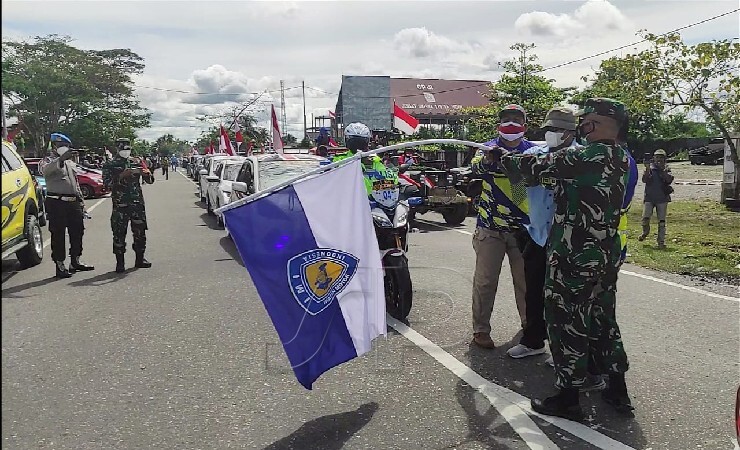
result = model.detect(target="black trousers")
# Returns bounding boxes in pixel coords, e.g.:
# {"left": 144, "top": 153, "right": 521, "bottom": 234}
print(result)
{"left": 45, "top": 197, "right": 85, "bottom": 262}
{"left": 519, "top": 234, "right": 548, "bottom": 349}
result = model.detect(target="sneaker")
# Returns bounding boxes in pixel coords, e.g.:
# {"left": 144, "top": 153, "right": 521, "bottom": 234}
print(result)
{"left": 507, "top": 344, "right": 546, "bottom": 359}
{"left": 531, "top": 393, "right": 584, "bottom": 421}
{"left": 580, "top": 374, "right": 606, "bottom": 392}
{"left": 472, "top": 332, "right": 496, "bottom": 349}
{"left": 545, "top": 355, "right": 554, "bottom": 367}
{"left": 602, "top": 389, "right": 635, "bottom": 417}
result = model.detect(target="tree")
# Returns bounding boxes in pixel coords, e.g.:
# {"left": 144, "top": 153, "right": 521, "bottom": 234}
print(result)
{"left": 1, "top": 35, "right": 150, "bottom": 155}
{"left": 153, "top": 133, "right": 190, "bottom": 157}
{"left": 282, "top": 134, "right": 297, "bottom": 146}
{"left": 579, "top": 32, "right": 739, "bottom": 199}
{"left": 464, "top": 43, "right": 571, "bottom": 141}
{"left": 297, "top": 136, "right": 311, "bottom": 148}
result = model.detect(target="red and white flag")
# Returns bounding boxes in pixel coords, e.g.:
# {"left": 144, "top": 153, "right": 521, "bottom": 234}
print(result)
{"left": 393, "top": 103, "right": 419, "bottom": 135}
{"left": 219, "top": 125, "right": 234, "bottom": 155}
{"left": 207, "top": 141, "right": 215, "bottom": 154}
{"left": 328, "top": 110, "right": 336, "bottom": 119}
{"left": 235, "top": 130, "right": 244, "bottom": 149}
{"left": 271, "top": 104, "right": 284, "bottom": 154}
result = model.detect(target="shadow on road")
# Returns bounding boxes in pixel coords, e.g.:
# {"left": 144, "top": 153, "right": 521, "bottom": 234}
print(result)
{"left": 412, "top": 218, "right": 470, "bottom": 234}
{"left": 1, "top": 276, "right": 60, "bottom": 299}
{"left": 219, "top": 236, "right": 244, "bottom": 267}
{"left": 196, "top": 213, "right": 223, "bottom": 231}
{"left": 263, "top": 402, "right": 379, "bottom": 450}
{"left": 68, "top": 269, "right": 128, "bottom": 287}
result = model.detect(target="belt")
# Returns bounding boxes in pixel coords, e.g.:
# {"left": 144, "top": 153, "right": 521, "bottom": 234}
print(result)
{"left": 47, "top": 194, "right": 81, "bottom": 202}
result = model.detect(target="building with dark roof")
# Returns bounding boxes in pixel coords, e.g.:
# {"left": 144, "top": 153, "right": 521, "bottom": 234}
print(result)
{"left": 334, "top": 75, "right": 492, "bottom": 133}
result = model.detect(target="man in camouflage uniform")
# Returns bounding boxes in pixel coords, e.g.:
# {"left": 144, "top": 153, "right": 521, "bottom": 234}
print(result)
{"left": 102, "top": 138, "right": 155, "bottom": 273}
{"left": 488, "top": 98, "right": 634, "bottom": 420}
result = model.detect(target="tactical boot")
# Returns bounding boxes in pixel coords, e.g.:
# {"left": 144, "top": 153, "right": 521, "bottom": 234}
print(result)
{"left": 70, "top": 256, "right": 95, "bottom": 272}
{"left": 135, "top": 253, "right": 152, "bottom": 269}
{"left": 55, "top": 261, "right": 73, "bottom": 279}
{"left": 601, "top": 373, "right": 635, "bottom": 417}
{"left": 531, "top": 388, "right": 584, "bottom": 421}
{"left": 115, "top": 254, "right": 125, "bottom": 273}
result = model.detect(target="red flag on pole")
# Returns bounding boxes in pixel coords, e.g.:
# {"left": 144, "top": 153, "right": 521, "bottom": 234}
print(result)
{"left": 271, "top": 104, "right": 284, "bottom": 154}
{"left": 219, "top": 125, "right": 234, "bottom": 156}
{"left": 235, "top": 130, "right": 244, "bottom": 148}
{"left": 393, "top": 102, "right": 420, "bottom": 135}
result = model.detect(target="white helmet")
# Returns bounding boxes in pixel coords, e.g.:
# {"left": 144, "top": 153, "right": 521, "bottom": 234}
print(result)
{"left": 344, "top": 122, "right": 371, "bottom": 152}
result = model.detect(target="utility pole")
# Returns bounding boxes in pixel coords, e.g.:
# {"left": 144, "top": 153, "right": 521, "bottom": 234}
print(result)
{"left": 302, "top": 81, "right": 307, "bottom": 141}
{"left": 1, "top": 89, "right": 8, "bottom": 140}
{"left": 279, "top": 80, "right": 287, "bottom": 139}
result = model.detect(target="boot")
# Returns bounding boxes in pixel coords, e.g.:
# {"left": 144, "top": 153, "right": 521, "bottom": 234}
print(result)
{"left": 115, "top": 254, "right": 125, "bottom": 273}
{"left": 531, "top": 388, "right": 584, "bottom": 421}
{"left": 55, "top": 261, "right": 72, "bottom": 279}
{"left": 135, "top": 252, "right": 152, "bottom": 269}
{"left": 601, "top": 373, "right": 635, "bottom": 417}
{"left": 70, "top": 256, "right": 95, "bottom": 272}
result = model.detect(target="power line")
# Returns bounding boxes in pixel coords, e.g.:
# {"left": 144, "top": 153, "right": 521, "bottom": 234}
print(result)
{"left": 134, "top": 84, "right": 302, "bottom": 96}
{"left": 537, "top": 8, "right": 739, "bottom": 73}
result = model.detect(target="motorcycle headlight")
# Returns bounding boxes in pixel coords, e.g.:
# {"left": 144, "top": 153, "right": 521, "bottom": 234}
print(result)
{"left": 396, "top": 210, "right": 408, "bottom": 227}
{"left": 371, "top": 211, "right": 393, "bottom": 227}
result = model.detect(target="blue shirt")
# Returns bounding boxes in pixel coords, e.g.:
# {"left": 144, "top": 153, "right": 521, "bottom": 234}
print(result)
{"left": 521, "top": 144, "right": 559, "bottom": 247}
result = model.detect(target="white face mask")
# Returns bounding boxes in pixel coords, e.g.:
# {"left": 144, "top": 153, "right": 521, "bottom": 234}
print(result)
{"left": 56, "top": 146, "right": 70, "bottom": 156}
{"left": 119, "top": 150, "right": 131, "bottom": 159}
{"left": 545, "top": 131, "right": 567, "bottom": 149}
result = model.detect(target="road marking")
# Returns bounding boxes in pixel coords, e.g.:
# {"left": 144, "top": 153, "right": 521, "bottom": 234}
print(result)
{"left": 387, "top": 316, "right": 636, "bottom": 450}
{"left": 415, "top": 219, "right": 739, "bottom": 301}
{"left": 42, "top": 197, "right": 108, "bottom": 249}
{"left": 176, "top": 168, "right": 199, "bottom": 186}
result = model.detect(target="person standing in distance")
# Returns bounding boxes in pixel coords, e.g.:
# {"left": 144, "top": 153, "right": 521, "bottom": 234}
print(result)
{"left": 102, "top": 138, "right": 155, "bottom": 273}
{"left": 40, "top": 133, "right": 95, "bottom": 278}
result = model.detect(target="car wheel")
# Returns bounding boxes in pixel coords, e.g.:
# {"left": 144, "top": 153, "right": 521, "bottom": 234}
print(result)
{"left": 80, "top": 184, "right": 94, "bottom": 199}
{"left": 206, "top": 197, "right": 215, "bottom": 216}
{"left": 16, "top": 213, "right": 44, "bottom": 268}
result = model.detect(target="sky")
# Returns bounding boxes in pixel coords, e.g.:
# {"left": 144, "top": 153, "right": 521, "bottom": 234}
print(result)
{"left": 2, "top": 0, "right": 738, "bottom": 143}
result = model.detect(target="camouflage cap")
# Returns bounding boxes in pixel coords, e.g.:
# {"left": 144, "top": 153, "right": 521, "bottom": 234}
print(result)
{"left": 541, "top": 107, "right": 577, "bottom": 131}
{"left": 653, "top": 149, "right": 667, "bottom": 156}
{"left": 576, "top": 98, "right": 627, "bottom": 124}
{"left": 498, "top": 104, "right": 527, "bottom": 121}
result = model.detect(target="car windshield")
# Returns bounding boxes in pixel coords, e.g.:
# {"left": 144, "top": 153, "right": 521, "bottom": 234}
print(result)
{"left": 223, "top": 164, "right": 241, "bottom": 181}
{"left": 259, "top": 160, "right": 321, "bottom": 190}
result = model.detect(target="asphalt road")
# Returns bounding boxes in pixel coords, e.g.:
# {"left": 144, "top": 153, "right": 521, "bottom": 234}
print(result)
{"left": 2, "top": 169, "right": 738, "bottom": 450}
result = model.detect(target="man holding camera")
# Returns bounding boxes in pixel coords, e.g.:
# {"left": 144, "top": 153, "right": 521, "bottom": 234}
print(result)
{"left": 102, "top": 138, "right": 155, "bottom": 273}
{"left": 639, "top": 149, "right": 674, "bottom": 248}
{"left": 40, "top": 133, "right": 95, "bottom": 278}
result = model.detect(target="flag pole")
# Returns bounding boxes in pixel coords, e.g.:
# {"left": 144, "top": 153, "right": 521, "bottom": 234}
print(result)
{"left": 215, "top": 138, "right": 492, "bottom": 215}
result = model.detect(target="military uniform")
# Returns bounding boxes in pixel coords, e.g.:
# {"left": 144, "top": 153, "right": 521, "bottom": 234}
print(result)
{"left": 498, "top": 98, "right": 633, "bottom": 418}
{"left": 102, "top": 156, "right": 155, "bottom": 259}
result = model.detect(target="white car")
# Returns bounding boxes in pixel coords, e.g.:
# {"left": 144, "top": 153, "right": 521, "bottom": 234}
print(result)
{"left": 224, "top": 153, "right": 330, "bottom": 218}
{"left": 197, "top": 154, "right": 237, "bottom": 205}
{"left": 205, "top": 157, "right": 246, "bottom": 225}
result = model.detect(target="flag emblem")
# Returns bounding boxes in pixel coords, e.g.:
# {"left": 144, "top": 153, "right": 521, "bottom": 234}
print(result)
{"left": 288, "top": 249, "right": 359, "bottom": 315}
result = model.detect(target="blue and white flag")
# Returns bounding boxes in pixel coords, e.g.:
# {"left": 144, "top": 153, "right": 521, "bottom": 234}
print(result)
{"left": 223, "top": 160, "right": 386, "bottom": 390}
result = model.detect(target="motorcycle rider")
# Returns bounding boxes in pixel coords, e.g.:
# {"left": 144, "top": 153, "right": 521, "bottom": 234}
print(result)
{"left": 332, "top": 122, "right": 394, "bottom": 194}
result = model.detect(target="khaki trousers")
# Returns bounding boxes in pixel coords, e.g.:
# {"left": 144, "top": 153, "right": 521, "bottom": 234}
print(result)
{"left": 471, "top": 227, "right": 527, "bottom": 334}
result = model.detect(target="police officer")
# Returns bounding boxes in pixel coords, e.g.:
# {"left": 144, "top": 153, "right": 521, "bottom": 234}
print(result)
{"left": 490, "top": 98, "right": 633, "bottom": 420}
{"left": 102, "top": 138, "right": 155, "bottom": 273}
{"left": 40, "top": 133, "right": 95, "bottom": 278}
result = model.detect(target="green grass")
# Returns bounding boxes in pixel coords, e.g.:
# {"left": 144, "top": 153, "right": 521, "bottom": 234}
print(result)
{"left": 625, "top": 200, "right": 740, "bottom": 283}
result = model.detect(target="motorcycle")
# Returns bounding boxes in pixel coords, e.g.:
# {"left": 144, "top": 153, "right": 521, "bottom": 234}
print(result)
{"left": 366, "top": 166, "right": 417, "bottom": 325}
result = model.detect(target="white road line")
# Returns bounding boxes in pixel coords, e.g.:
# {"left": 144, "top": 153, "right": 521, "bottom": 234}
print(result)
{"left": 387, "top": 317, "right": 636, "bottom": 450}
{"left": 42, "top": 197, "right": 108, "bottom": 249}
{"left": 176, "top": 168, "right": 199, "bottom": 186}
{"left": 415, "top": 219, "right": 739, "bottom": 301}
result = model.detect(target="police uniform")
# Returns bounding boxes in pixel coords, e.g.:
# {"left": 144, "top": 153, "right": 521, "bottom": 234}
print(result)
{"left": 40, "top": 134, "right": 95, "bottom": 278}
{"left": 102, "top": 145, "right": 155, "bottom": 272}
{"left": 499, "top": 98, "right": 633, "bottom": 419}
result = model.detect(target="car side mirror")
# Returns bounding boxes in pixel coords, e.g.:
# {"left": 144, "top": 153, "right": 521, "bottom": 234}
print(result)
{"left": 232, "top": 182, "right": 249, "bottom": 194}
{"left": 199, "top": 169, "right": 208, "bottom": 176}
{"left": 206, "top": 175, "right": 220, "bottom": 183}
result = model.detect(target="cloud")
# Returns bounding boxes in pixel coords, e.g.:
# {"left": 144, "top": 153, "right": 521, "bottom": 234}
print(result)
{"left": 515, "top": 0, "right": 629, "bottom": 37}
{"left": 393, "top": 27, "right": 472, "bottom": 58}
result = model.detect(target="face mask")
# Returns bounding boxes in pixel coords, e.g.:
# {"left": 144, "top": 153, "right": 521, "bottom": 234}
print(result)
{"left": 56, "top": 146, "right": 69, "bottom": 156}
{"left": 544, "top": 131, "right": 567, "bottom": 149}
{"left": 498, "top": 122, "right": 525, "bottom": 141}
{"left": 119, "top": 150, "right": 131, "bottom": 159}
{"left": 577, "top": 122, "right": 596, "bottom": 144}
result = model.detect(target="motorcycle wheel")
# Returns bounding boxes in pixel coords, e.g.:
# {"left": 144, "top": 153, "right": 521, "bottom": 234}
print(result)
{"left": 384, "top": 254, "right": 413, "bottom": 324}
